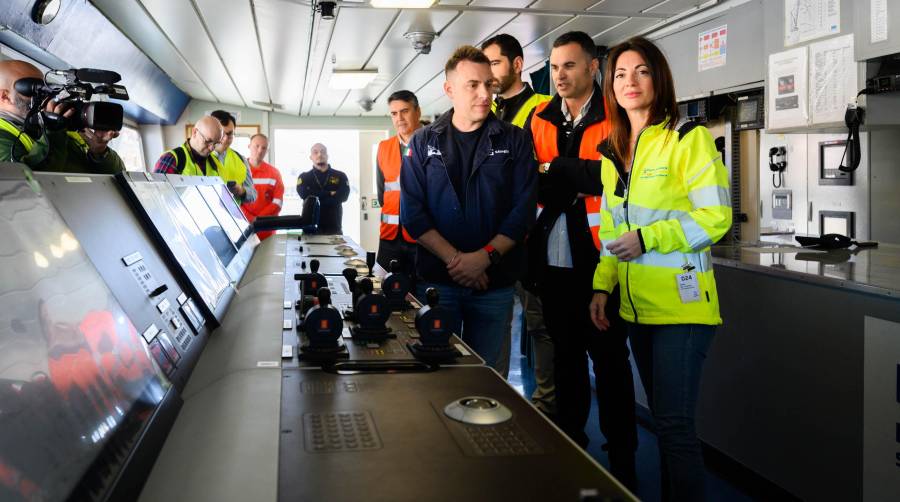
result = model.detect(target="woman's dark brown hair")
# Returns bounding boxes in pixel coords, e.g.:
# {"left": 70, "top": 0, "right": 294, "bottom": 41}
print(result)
{"left": 602, "top": 36, "right": 679, "bottom": 164}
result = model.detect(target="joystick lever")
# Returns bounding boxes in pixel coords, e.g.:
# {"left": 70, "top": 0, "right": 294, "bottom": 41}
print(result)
{"left": 350, "top": 277, "right": 392, "bottom": 341}
{"left": 408, "top": 287, "right": 460, "bottom": 361}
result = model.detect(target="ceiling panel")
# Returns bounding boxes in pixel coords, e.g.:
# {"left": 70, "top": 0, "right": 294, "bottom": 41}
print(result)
{"left": 194, "top": 0, "right": 270, "bottom": 109}
{"left": 644, "top": 0, "right": 708, "bottom": 16}
{"left": 588, "top": 0, "right": 666, "bottom": 14}
{"left": 90, "top": 0, "right": 216, "bottom": 102}
{"left": 381, "top": 11, "right": 517, "bottom": 97}
{"left": 306, "top": 7, "right": 400, "bottom": 116}
{"left": 254, "top": 0, "right": 312, "bottom": 116}
{"left": 334, "top": 8, "right": 459, "bottom": 116}
{"left": 299, "top": 10, "right": 338, "bottom": 115}
{"left": 593, "top": 17, "right": 661, "bottom": 47}
{"left": 138, "top": 0, "right": 243, "bottom": 105}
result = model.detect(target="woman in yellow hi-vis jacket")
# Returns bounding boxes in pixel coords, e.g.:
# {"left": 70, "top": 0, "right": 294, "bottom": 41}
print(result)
{"left": 589, "top": 37, "right": 731, "bottom": 501}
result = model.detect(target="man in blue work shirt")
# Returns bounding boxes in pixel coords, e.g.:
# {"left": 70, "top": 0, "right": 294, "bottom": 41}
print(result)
{"left": 400, "top": 45, "right": 537, "bottom": 377}
{"left": 296, "top": 143, "right": 350, "bottom": 234}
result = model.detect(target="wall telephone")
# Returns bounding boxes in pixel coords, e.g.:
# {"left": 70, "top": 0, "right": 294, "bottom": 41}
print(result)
{"left": 768, "top": 146, "right": 786, "bottom": 188}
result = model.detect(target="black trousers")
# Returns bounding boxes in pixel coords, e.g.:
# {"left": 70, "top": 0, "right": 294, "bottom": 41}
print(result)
{"left": 539, "top": 266, "right": 637, "bottom": 484}
{"left": 377, "top": 237, "right": 417, "bottom": 278}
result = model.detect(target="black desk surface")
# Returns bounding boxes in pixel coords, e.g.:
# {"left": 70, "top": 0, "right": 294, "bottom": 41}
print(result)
{"left": 279, "top": 366, "right": 634, "bottom": 501}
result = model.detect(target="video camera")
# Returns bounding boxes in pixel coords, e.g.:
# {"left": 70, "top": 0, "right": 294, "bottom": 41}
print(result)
{"left": 14, "top": 68, "right": 129, "bottom": 134}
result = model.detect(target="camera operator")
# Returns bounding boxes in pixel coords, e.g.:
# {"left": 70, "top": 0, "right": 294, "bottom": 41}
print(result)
{"left": 0, "top": 60, "right": 124, "bottom": 174}
{"left": 0, "top": 60, "right": 63, "bottom": 167}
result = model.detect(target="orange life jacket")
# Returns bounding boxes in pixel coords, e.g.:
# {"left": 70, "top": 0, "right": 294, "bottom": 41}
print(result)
{"left": 529, "top": 100, "right": 609, "bottom": 251}
{"left": 376, "top": 136, "right": 416, "bottom": 243}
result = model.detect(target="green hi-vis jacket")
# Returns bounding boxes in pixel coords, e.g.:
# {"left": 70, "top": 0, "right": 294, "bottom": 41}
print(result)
{"left": 593, "top": 121, "right": 732, "bottom": 326}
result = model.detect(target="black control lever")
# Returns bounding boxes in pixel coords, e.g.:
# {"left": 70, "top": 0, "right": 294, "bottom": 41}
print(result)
{"left": 366, "top": 251, "right": 376, "bottom": 278}
{"left": 298, "top": 288, "right": 348, "bottom": 362}
{"left": 382, "top": 259, "right": 412, "bottom": 311}
{"left": 350, "top": 277, "right": 392, "bottom": 342}
{"left": 408, "top": 287, "right": 460, "bottom": 362}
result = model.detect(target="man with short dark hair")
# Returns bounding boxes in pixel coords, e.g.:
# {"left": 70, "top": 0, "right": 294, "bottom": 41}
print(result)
{"left": 296, "top": 143, "right": 350, "bottom": 234}
{"left": 400, "top": 45, "right": 536, "bottom": 377}
{"left": 481, "top": 34, "right": 551, "bottom": 127}
{"left": 376, "top": 90, "right": 421, "bottom": 277}
{"left": 210, "top": 110, "right": 256, "bottom": 204}
{"left": 241, "top": 133, "right": 284, "bottom": 241}
{"left": 526, "top": 31, "right": 637, "bottom": 487}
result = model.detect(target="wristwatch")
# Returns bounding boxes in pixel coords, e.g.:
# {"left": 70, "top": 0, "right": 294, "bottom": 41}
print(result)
{"left": 483, "top": 244, "right": 502, "bottom": 266}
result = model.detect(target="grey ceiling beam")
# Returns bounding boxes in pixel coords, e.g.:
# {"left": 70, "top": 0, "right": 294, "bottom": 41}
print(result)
{"left": 331, "top": 2, "right": 672, "bottom": 19}
{"left": 249, "top": 0, "right": 276, "bottom": 109}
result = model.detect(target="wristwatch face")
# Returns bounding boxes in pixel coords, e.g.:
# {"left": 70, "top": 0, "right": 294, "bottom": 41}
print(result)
{"left": 488, "top": 249, "right": 501, "bottom": 265}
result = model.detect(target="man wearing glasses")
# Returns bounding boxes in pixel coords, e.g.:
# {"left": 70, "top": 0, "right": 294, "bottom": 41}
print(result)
{"left": 154, "top": 115, "right": 224, "bottom": 179}
{"left": 209, "top": 110, "right": 257, "bottom": 204}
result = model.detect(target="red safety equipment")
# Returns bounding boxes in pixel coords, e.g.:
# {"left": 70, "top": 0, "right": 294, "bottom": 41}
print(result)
{"left": 376, "top": 136, "right": 416, "bottom": 243}
{"left": 530, "top": 101, "right": 610, "bottom": 251}
{"left": 241, "top": 161, "right": 285, "bottom": 240}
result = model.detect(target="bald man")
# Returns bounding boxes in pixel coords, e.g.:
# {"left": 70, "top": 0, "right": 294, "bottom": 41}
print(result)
{"left": 296, "top": 143, "right": 349, "bottom": 234}
{"left": 154, "top": 115, "right": 224, "bottom": 177}
{"left": 0, "top": 59, "right": 124, "bottom": 173}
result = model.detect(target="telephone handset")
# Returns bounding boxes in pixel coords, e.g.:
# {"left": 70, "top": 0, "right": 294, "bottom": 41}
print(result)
{"left": 768, "top": 146, "right": 786, "bottom": 188}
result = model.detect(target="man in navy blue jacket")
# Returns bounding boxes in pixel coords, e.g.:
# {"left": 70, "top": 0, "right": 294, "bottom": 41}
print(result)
{"left": 400, "top": 45, "right": 537, "bottom": 377}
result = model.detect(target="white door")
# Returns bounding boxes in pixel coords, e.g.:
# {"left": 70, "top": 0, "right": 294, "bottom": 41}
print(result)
{"left": 359, "top": 131, "right": 389, "bottom": 252}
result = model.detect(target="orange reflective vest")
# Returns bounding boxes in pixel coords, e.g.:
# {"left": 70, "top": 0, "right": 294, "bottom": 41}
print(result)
{"left": 530, "top": 100, "right": 609, "bottom": 251}
{"left": 377, "top": 136, "right": 416, "bottom": 243}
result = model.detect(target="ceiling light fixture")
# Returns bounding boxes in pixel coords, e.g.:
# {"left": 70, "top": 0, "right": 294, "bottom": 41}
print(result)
{"left": 370, "top": 0, "right": 436, "bottom": 8}
{"left": 330, "top": 70, "right": 378, "bottom": 90}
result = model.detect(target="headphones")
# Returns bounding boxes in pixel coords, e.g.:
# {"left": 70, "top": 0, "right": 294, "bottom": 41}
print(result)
{"left": 768, "top": 146, "right": 786, "bottom": 172}
{"left": 768, "top": 146, "right": 786, "bottom": 188}
{"left": 838, "top": 103, "right": 864, "bottom": 173}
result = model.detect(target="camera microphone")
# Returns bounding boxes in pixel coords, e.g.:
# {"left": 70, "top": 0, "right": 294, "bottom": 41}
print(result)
{"left": 74, "top": 68, "right": 121, "bottom": 84}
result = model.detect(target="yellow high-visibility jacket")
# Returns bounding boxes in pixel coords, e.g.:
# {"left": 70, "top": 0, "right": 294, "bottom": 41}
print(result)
{"left": 592, "top": 121, "right": 731, "bottom": 325}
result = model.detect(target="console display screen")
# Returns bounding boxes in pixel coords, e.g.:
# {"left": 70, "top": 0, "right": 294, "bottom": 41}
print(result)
{"left": 197, "top": 184, "right": 246, "bottom": 248}
{"left": 0, "top": 178, "right": 169, "bottom": 501}
{"left": 214, "top": 184, "right": 251, "bottom": 236}
{"left": 176, "top": 186, "right": 237, "bottom": 268}
{"left": 126, "top": 181, "right": 231, "bottom": 313}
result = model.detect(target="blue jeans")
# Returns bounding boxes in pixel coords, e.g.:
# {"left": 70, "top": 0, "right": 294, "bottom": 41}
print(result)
{"left": 417, "top": 283, "right": 514, "bottom": 377}
{"left": 628, "top": 323, "right": 715, "bottom": 502}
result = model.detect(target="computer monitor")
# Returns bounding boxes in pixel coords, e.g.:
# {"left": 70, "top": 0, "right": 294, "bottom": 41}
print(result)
{"left": 118, "top": 176, "right": 231, "bottom": 318}
{"left": 0, "top": 174, "right": 170, "bottom": 501}
{"left": 196, "top": 184, "right": 247, "bottom": 249}
{"left": 176, "top": 185, "right": 238, "bottom": 268}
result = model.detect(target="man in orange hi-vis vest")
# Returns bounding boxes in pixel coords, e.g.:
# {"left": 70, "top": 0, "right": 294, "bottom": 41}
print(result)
{"left": 525, "top": 31, "right": 637, "bottom": 489}
{"left": 376, "top": 90, "right": 421, "bottom": 277}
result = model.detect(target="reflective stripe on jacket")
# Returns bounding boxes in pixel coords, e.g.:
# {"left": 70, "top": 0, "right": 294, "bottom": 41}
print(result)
{"left": 166, "top": 142, "right": 224, "bottom": 177}
{"left": 0, "top": 117, "right": 34, "bottom": 152}
{"left": 377, "top": 135, "right": 415, "bottom": 243}
{"left": 241, "top": 160, "right": 284, "bottom": 240}
{"left": 491, "top": 92, "right": 552, "bottom": 128}
{"left": 592, "top": 121, "right": 732, "bottom": 325}
{"left": 530, "top": 100, "right": 609, "bottom": 251}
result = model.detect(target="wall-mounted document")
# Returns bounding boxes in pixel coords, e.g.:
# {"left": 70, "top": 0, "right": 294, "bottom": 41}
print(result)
{"left": 809, "top": 34, "right": 857, "bottom": 124}
{"left": 784, "top": 0, "right": 840, "bottom": 46}
{"left": 768, "top": 47, "right": 809, "bottom": 129}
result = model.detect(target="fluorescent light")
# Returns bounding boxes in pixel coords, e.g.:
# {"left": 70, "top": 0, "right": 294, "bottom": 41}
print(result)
{"left": 370, "top": 0, "right": 436, "bottom": 8}
{"left": 329, "top": 70, "right": 378, "bottom": 89}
